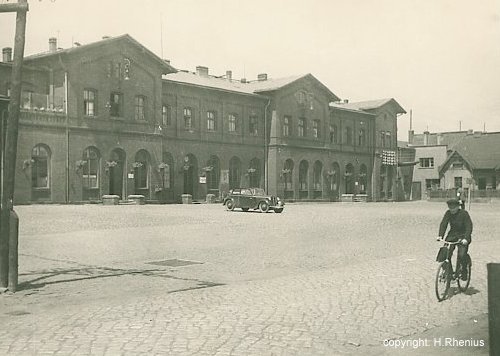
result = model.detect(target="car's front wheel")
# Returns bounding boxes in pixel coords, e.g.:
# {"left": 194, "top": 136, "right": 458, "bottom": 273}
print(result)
{"left": 259, "top": 201, "right": 270, "bottom": 213}
{"left": 226, "top": 199, "right": 235, "bottom": 211}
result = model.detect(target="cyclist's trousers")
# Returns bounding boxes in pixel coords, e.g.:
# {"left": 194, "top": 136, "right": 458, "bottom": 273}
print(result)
{"left": 449, "top": 244, "right": 469, "bottom": 271}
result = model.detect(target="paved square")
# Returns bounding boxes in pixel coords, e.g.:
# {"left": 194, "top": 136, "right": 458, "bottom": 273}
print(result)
{"left": 1, "top": 201, "right": 498, "bottom": 355}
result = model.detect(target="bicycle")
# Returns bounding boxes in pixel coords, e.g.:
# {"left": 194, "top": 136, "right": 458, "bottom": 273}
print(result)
{"left": 435, "top": 237, "right": 472, "bottom": 302}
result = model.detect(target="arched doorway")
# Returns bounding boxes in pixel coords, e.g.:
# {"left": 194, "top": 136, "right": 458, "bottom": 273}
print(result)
{"left": 182, "top": 154, "right": 198, "bottom": 197}
{"left": 359, "top": 164, "right": 368, "bottom": 194}
{"left": 313, "top": 160, "right": 323, "bottom": 199}
{"left": 327, "top": 162, "right": 340, "bottom": 201}
{"left": 206, "top": 155, "right": 220, "bottom": 195}
{"left": 229, "top": 156, "right": 241, "bottom": 189}
{"left": 134, "top": 150, "right": 150, "bottom": 198}
{"left": 299, "top": 160, "right": 309, "bottom": 199}
{"left": 248, "top": 158, "right": 261, "bottom": 188}
{"left": 82, "top": 146, "right": 101, "bottom": 201}
{"left": 283, "top": 159, "right": 294, "bottom": 199}
{"left": 345, "top": 163, "right": 355, "bottom": 194}
{"left": 161, "top": 152, "right": 174, "bottom": 201}
{"left": 108, "top": 148, "right": 126, "bottom": 198}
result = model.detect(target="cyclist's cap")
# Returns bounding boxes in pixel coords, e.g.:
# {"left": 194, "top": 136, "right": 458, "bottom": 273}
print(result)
{"left": 446, "top": 199, "right": 460, "bottom": 207}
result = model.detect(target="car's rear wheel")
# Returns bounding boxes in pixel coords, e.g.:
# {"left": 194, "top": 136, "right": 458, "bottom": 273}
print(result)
{"left": 226, "top": 199, "right": 235, "bottom": 211}
{"left": 242, "top": 208, "right": 249, "bottom": 212}
{"left": 274, "top": 208, "right": 283, "bottom": 213}
{"left": 259, "top": 201, "right": 270, "bottom": 213}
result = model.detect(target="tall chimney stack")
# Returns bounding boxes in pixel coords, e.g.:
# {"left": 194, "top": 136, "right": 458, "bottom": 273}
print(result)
{"left": 226, "top": 70, "right": 232, "bottom": 81}
{"left": 196, "top": 66, "right": 209, "bottom": 77}
{"left": 49, "top": 37, "right": 57, "bottom": 52}
{"left": 2, "top": 47, "right": 12, "bottom": 62}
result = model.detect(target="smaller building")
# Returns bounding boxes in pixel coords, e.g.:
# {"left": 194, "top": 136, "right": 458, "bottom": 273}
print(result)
{"left": 407, "top": 129, "right": 500, "bottom": 201}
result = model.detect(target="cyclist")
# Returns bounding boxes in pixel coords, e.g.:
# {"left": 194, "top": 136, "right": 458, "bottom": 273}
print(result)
{"left": 437, "top": 199, "right": 473, "bottom": 280}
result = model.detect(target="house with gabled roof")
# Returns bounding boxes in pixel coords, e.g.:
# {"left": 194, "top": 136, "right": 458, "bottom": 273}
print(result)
{"left": 1, "top": 33, "right": 406, "bottom": 204}
{"left": 439, "top": 131, "right": 500, "bottom": 197}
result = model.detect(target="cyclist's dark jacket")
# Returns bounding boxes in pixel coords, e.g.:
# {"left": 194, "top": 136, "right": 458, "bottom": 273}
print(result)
{"left": 438, "top": 209, "right": 473, "bottom": 243}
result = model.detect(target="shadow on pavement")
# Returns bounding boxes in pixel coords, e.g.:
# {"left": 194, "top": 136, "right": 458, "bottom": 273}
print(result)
{"left": 18, "top": 265, "right": 224, "bottom": 294}
{"left": 447, "top": 285, "right": 480, "bottom": 299}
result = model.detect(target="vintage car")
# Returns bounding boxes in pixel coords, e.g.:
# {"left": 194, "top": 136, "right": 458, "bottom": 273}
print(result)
{"left": 222, "top": 188, "right": 284, "bottom": 213}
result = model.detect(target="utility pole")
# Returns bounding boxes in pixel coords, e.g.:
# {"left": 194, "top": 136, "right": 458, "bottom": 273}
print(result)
{"left": 0, "top": 0, "right": 28, "bottom": 292}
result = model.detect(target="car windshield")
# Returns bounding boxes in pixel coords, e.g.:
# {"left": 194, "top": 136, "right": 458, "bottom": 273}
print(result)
{"left": 252, "top": 188, "right": 266, "bottom": 196}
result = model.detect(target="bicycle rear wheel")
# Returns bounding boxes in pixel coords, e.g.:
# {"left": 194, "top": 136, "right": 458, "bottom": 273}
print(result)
{"left": 457, "top": 254, "right": 472, "bottom": 292}
{"left": 436, "top": 261, "right": 451, "bottom": 301}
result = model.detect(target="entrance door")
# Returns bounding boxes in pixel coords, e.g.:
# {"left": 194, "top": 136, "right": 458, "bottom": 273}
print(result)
{"left": 183, "top": 166, "right": 194, "bottom": 195}
{"left": 109, "top": 162, "right": 124, "bottom": 198}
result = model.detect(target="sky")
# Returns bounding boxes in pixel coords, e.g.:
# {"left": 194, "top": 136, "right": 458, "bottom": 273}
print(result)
{"left": 1, "top": 0, "right": 499, "bottom": 140}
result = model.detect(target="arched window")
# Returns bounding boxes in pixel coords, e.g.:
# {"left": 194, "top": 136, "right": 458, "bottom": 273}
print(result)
{"left": 299, "top": 160, "right": 309, "bottom": 199}
{"left": 31, "top": 144, "right": 50, "bottom": 188}
{"left": 229, "top": 157, "right": 241, "bottom": 189}
{"left": 134, "top": 150, "right": 150, "bottom": 191}
{"left": 82, "top": 147, "right": 100, "bottom": 190}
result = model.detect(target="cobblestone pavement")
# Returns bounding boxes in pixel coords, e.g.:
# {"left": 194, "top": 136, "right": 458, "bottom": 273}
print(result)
{"left": 0, "top": 201, "right": 498, "bottom": 355}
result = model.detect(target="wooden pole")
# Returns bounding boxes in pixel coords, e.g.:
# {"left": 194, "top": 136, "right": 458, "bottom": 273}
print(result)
{"left": 0, "top": 3, "right": 28, "bottom": 13}
{"left": 0, "top": 0, "right": 28, "bottom": 289}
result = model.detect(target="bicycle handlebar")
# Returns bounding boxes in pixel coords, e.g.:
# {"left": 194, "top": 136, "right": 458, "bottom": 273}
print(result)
{"left": 436, "top": 237, "right": 464, "bottom": 245}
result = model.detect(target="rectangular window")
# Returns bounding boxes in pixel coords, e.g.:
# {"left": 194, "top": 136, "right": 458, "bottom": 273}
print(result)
{"left": 454, "top": 176, "right": 463, "bottom": 188}
{"left": 183, "top": 107, "right": 193, "bottom": 129}
{"left": 109, "top": 92, "right": 123, "bottom": 117}
{"left": 228, "top": 113, "right": 237, "bottom": 132}
{"left": 345, "top": 127, "right": 353, "bottom": 145}
{"left": 419, "top": 158, "right": 435, "bottom": 168}
{"left": 313, "top": 120, "right": 320, "bottom": 138}
{"left": 207, "top": 111, "right": 216, "bottom": 131}
{"left": 249, "top": 114, "right": 258, "bottom": 135}
{"left": 135, "top": 96, "right": 146, "bottom": 120}
{"left": 114, "top": 62, "right": 122, "bottom": 79}
{"left": 329, "top": 125, "right": 337, "bottom": 144}
{"left": 162, "top": 105, "right": 171, "bottom": 126}
{"left": 298, "top": 118, "right": 306, "bottom": 137}
{"left": 84, "top": 89, "right": 97, "bottom": 117}
{"left": 283, "top": 116, "right": 290, "bottom": 137}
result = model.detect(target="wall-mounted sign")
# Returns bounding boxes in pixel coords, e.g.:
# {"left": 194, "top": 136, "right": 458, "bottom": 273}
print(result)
{"left": 128, "top": 173, "right": 134, "bottom": 179}
{"left": 199, "top": 176, "right": 206, "bottom": 184}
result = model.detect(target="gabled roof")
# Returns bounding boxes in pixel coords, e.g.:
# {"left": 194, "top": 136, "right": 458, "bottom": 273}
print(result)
{"left": 440, "top": 132, "right": 500, "bottom": 172}
{"left": 331, "top": 98, "right": 406, "bottom": 115}
{"left": 249, "top": 73, "right": 339, "bottom": 101}
{"left": 163, "top": 72, "right": 340, "bottom": 100}
{"left": 24, "top": 34, "right": 176, "bottom": 74}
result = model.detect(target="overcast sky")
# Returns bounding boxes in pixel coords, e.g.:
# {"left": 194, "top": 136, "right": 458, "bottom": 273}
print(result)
{"left": 1, "top": 0, "right": 499, "bottom": 140}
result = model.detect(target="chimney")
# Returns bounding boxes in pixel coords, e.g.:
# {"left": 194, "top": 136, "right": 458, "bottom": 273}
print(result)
{"left": 257, "top": 73, "right": 267, "bottom": 81}
{"left": 49, "top": 37, "right": 57, "bottom": 52}
{"left": 343, "top": 99, "right": 349, "bottom": 104}
{"left": 226, "top": 70, "right": 232, "bottom": 81}
{"left": 423, "top": 130, "right": 429, "bottom": 145}
{"left": 240, "top": 78, "right": 247, "bottom": 83}
{"left": 2, "top": 47, "right": 12, "bottom": 62}
{"left": 467, "top": 129, "right": 473, "bottom": 135}
{"left": 196, "top": 66, "right": 209, "bottom": 77}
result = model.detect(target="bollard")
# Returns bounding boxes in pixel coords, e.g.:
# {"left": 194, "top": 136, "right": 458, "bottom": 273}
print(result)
{"left": 8, "top": 210, "right": 18, "bottom": 293}
{"left": 181, "top": 194, "right": 192, "bottom": 204}
{"left": 488, "top": 263, "right": 500, "bottom": 356}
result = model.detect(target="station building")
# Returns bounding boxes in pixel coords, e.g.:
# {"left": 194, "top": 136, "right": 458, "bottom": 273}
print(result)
{"left": 0, "top": 35, "right": 405, "bottom": 204}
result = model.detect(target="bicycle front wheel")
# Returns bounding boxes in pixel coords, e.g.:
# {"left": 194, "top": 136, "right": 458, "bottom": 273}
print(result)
{"left": 457, "top": 254, "right": 472, "bottom": 292}
{"left": 435, "top": 261, "right": 451, "bottom": 302}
